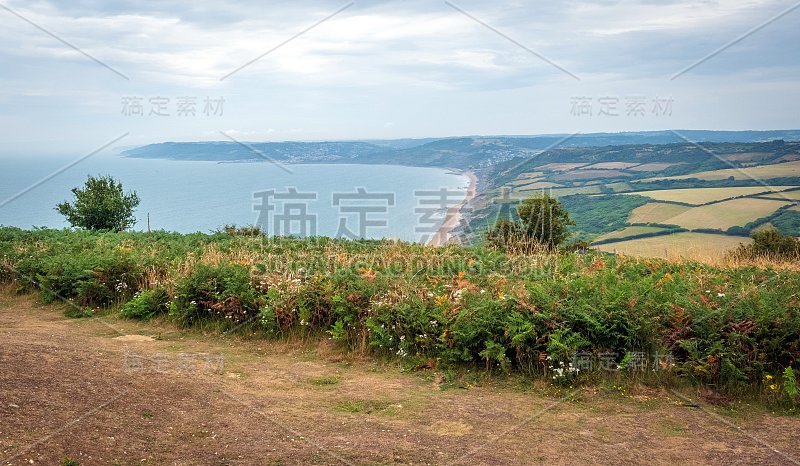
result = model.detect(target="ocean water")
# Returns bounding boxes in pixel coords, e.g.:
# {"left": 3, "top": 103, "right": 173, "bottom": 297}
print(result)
{"left": 0, "top": 155, "right": 469, "bottom": 242}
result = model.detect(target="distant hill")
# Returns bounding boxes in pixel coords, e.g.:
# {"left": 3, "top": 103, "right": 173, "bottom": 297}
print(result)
{"left": 122, "top": 130, "right": 800, "bottom": 168}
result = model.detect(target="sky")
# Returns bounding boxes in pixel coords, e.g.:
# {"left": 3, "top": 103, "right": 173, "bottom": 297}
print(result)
{"left": 0, "top": 0, "right": 799, "bottom": 155}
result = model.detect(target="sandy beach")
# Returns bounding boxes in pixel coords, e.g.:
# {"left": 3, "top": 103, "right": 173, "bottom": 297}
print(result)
{"left": 427, "top": 171, "right": 478, "bottom": 246}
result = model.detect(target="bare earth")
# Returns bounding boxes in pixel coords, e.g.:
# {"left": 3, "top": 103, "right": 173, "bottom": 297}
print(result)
{"left": 2, "top": 293, "right": 800, "bottom": 465}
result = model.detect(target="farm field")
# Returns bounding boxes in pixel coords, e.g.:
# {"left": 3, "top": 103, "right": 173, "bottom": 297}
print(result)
{"left": 593, "top": 232, "right": 751, "bottom": 259}
{"left": 593, "top": 225, "right": 670, "bottom": 242}
{"left": 758, "top": 189, "right": 800, "bottom": 201}
{"left": 553, "top": 169, "right": 631, "bottom": 181}
{"left": 663, "top": 198, "right": 791, "bottom": 230}
{"left": 624, "top": 186, "right": 797, "bottom": 205}
{"left": 628, "top": 162, "right": 678, "bottom": 172}
{"left": 644, "top": 160, "right": 800, "bottom": 181}
{"left": 535, "top": 162, "right": 589, "bottom": 172}
{"left": 580, "top": 162, "right": 641, "bottom": 170}
{"left": 627, "top": 202, "right": 692, "bottom": 224}
{"left": 517, "top": 181, "right": 562, "bottom": 191}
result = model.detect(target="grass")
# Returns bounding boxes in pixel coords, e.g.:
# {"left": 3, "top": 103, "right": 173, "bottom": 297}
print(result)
{"left": 623, "top": 187, "right": 798, "bottom": 205}
{"left": 663, "top": 198, "right": 791, "bottom": 231}
{"left": 593, "top": 232, "right": 751, "bottom": 259}
{"left": 335, "top": 399, "right": 396, "bottom": 414}
{"left": 1, "top": 227, "right": 800, "bottom": 403}
{"left": 311, "top": 376, "right": 341, "bottom": 386}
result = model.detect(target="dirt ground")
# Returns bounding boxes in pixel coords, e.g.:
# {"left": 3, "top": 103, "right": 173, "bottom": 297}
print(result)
{"left": 1, "top": 292, "right": 799, "bottom": 465}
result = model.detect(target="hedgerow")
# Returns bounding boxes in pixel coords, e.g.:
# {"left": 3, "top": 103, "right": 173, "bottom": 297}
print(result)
{"left": 1, "top": 226, "right": 799, "bottom": 403}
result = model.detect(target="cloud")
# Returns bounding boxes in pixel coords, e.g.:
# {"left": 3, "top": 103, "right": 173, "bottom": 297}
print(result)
{"left": 0, "top": 0, "right": 797, "bottom": 152}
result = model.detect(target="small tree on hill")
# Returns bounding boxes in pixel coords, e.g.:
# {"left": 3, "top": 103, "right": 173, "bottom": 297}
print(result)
{"left": 486, "top": 192, "right": 573, "bottom": 251}
{"left": 56, "top": 175, "right": 140, "bottom": 231}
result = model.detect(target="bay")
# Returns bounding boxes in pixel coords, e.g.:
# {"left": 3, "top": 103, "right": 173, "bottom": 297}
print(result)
{"left": 0, "top": 155, "right": 469, "bottom": 242}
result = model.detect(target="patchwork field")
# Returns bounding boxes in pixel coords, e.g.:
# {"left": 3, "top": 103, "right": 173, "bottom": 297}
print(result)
{"left": 757, "top": 189, "right": 800, "bottom": 201}
{"left": 547, "top": 186, "right": 602, "bottom": 196}
{"left": 627, "top": 162, "right": 677, "bottom": 172}
{"left": 663, "top": 198, "right": 791, "bottom": 230}
{"left": 627, "top": 202, "right": 692, "bottom": 224}
{"left": 624, "top": 186, "right": 797, "bottom": 205}
{"left": 594, "top": 225, "right": 670, "bottom": 242}
{"left": 580, "top": 162, "right": 640, "bottom": 170}
{"left": 553, "top": 169, "right": 631, "bottom": 181}
{"left": 594, "top": 232, "right": 751, "bottom": 259}
{"left": 535, "top": 162, "right": 589, "bottom": 171}
{"left": 517, "top": 181, "right": 563, "bottom": 191}
{"left": 722, "top": 152, "right": 773, "bottom": 162}
{"left": 645, "top": 160, "right": 800, "bottom": 181}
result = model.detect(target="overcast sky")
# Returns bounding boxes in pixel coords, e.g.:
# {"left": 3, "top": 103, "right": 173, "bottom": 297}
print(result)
{"left": 1, "top": 0, "right": 798, "bottom": 155}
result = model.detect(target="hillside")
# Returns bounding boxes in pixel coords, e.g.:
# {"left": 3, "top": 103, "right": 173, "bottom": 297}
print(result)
{"left": 466, "top": 140, "right": 800, "bottom": 257}
{"left": 122, "top": 130, "right": 800, "bottom": 168}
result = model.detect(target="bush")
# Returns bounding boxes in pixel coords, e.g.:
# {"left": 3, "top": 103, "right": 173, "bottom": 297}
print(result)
{"left": 170, "top": 262, "right": 261, "bottom": 326}
{"left": 732, "top": 227, "right": 800, "bottom": 260}
{"left": 122, "top": 289, "right": 170, "bottom": 319}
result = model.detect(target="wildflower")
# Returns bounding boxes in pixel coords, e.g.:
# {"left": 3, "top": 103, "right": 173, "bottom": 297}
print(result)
{"left": 497, "top": 291, "right": 506, "bottom": 300}
{"left": 458, "top": 271, "right": 466, "bottom": 280}
{"left": 770, "top": 384, "right": 778, "bottom": 390}
{"left": 467, "top": 258, "right": 476, "bottom": 267}
{"left": 717, "top": 293, "right": 725, "bottom": 298}
{"left": 765, "top": 374, "right": 774, "bottom": 381}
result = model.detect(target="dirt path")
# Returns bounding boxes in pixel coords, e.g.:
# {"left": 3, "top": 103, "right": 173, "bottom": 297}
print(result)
{"left": 1, "top": 293, "right": 799, "bottom": 465}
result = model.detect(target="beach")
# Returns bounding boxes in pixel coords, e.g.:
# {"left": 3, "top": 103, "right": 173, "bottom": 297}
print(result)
{"left": 427, "top": 171, "right": 478, "bottom": 246}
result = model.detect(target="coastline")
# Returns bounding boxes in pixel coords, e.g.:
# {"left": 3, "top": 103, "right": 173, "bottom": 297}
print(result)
{"left": 427, "top": 170, "right": 478, "bottom": 247}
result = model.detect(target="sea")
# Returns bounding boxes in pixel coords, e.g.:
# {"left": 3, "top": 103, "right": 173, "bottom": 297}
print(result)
{"left": 0, "top": 155, "right": 470, "bottom": 243}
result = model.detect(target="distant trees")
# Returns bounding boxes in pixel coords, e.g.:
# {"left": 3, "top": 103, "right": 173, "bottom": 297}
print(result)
{"left": 56, "top": 175, "right": 139, "bottom": 231}
{"left": 486, "top": 193, "right": 573, "bottom": 251}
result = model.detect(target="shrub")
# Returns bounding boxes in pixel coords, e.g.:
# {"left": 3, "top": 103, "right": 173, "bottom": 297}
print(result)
{"left": 122, "top": 289, "right": 170, "bottom": 320}
{"left": 170, "top": 263, "right": 260, "bottom": 325}
{"left": 732, "top": 227, "right": 800, "bottom": 260}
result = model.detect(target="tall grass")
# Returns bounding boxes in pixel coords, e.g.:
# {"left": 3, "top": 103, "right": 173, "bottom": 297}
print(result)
{"left": 1, "top": 226, "right": 799, "bottom": 404}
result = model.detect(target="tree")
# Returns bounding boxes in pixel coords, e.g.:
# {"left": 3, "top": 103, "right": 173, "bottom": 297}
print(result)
{"left": 486, "top": 193, "right": 574, "bottom": 251}
{"left": 515, "top": 193, "right": 574, "bottom": 247}
{"left": 56, "top": 175, "right": 140, "bottom": 231}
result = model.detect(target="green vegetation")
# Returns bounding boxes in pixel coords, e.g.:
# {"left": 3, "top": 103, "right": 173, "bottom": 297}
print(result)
{"left": 2, "top": 227, "right": 800, "bottom": 405}
{"left": 486, "top": 193, "right": 573, "bottom": 250}
{"left": 56, "top": 175, "right": 140, "bottom": 231}
{"left": 559, "top": 194, "right": 650, "bottom": 240}
{"left": 733, "top": 227, "right": 800, "bottom": 261}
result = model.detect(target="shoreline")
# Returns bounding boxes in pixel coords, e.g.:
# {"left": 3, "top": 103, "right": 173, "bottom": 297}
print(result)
{"left": 427, "top": 170, "right": 478, "bottom": 247}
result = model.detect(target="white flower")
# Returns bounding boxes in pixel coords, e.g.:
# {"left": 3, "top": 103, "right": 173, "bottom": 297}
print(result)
{"left": 717, "top": 293, "right": 725, "bottom": 298}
